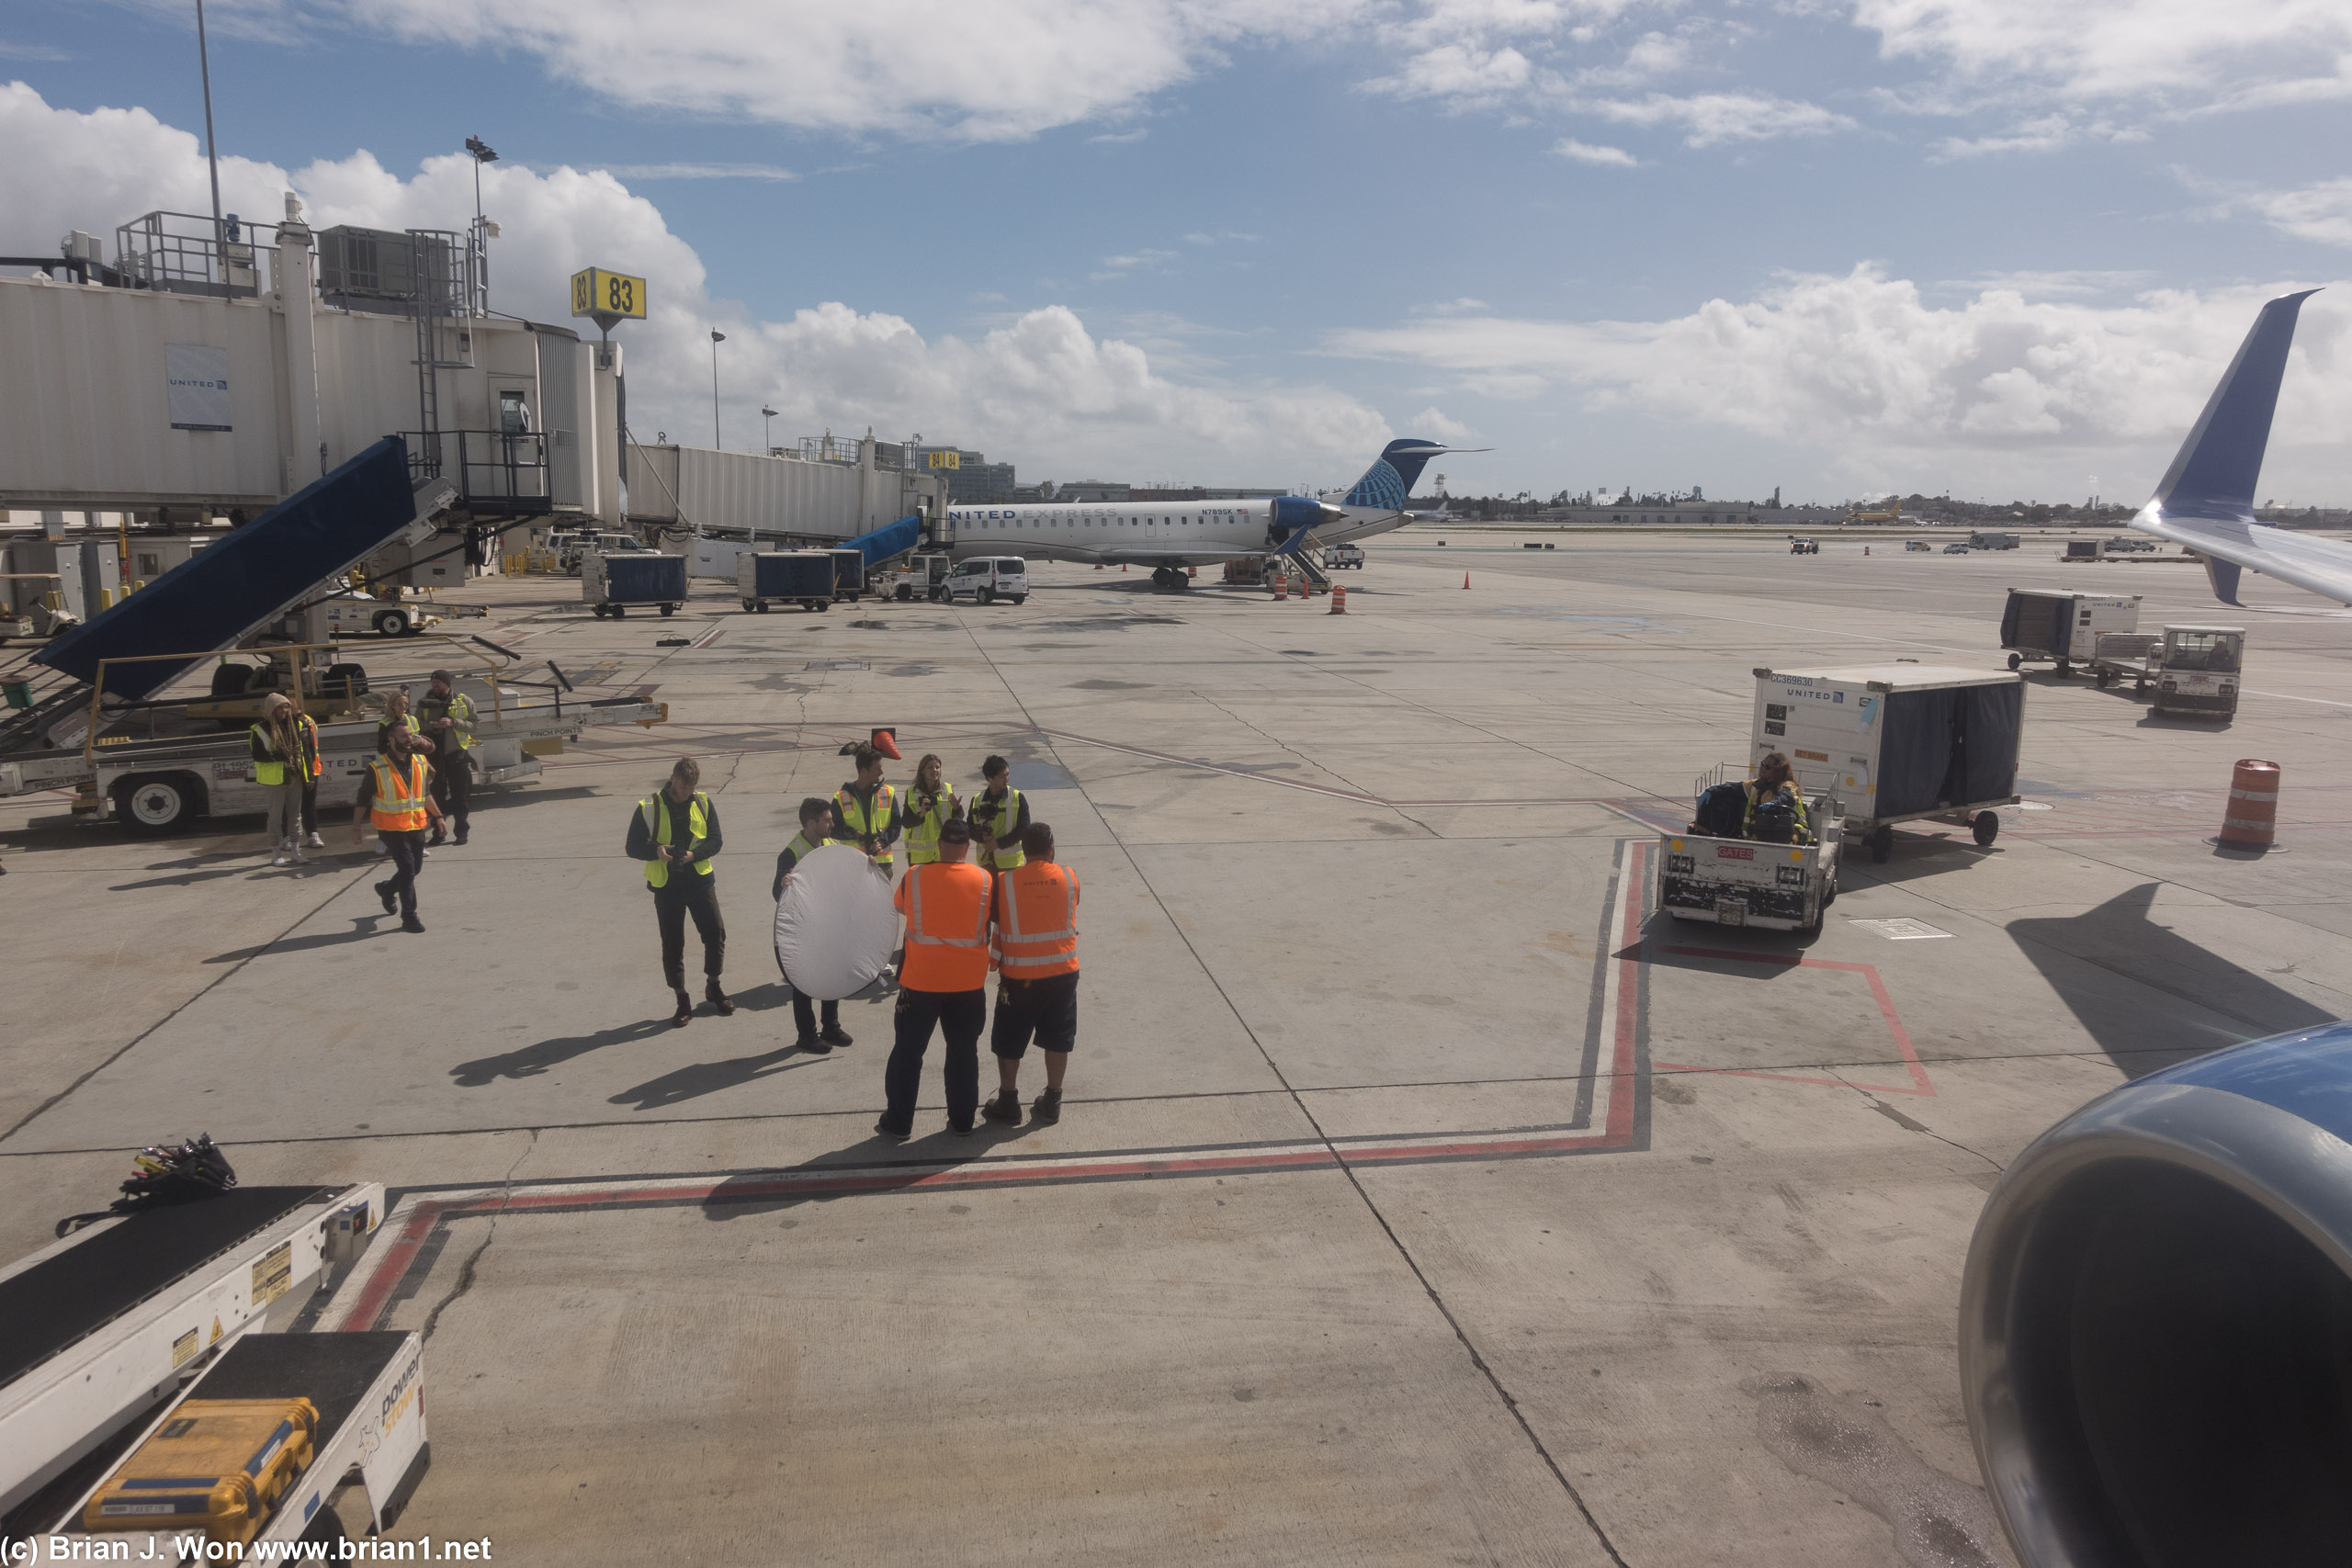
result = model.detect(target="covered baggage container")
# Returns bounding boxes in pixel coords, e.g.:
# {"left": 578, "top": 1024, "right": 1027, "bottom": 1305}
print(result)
{"left": 737, "top": 550, "right": 836, "bottom": 613}
{"left": 827, "top": 548, "right": 867, "bottom": 602}
{"left": 1753, "top": 664, "right": 2025, "bottom": 863}
{"left": 584, "top": 551, "right": 688, "bottom": 618}
{"left": 1999, "top": 588, "right": 2139, "bottom": 674}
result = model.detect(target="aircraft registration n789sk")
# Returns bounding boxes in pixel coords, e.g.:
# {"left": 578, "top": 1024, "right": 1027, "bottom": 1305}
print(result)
{"left": 940, "top": 437, "right": 1487, "bottom": 588}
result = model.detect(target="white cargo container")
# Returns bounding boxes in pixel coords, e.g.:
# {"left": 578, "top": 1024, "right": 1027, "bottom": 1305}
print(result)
{"left": 1752, "top": 663, "right": 2026, "bottom": 863}
{"left": 1999, "top": 589, "right": 2141, "bottom": 674}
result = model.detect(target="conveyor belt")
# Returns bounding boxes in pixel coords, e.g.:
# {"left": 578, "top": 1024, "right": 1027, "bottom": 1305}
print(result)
{"left": 195, "top": 1333, "right": 411, "bottom": 1441}
{"left": 0, "top": 1188, "right": 337, "bottom": 1391}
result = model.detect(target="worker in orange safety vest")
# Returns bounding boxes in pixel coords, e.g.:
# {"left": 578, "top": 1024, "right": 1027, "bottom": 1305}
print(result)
{"left": 876, "top": 818, "right": 991, "bottom": 1138}
{"left": 979, "top": 822, "right": 1080, "bottom": 1126}
{"left": 350, "top": 723, "right": 441, "bottom": 932}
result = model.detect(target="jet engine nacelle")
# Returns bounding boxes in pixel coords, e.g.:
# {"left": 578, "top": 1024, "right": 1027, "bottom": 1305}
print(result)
{"left": 1267, "top": 496, "right": 1350, "bottom": 541}
{"left": 1960, "top": 1021, "right": 2352, "bottom": 1567}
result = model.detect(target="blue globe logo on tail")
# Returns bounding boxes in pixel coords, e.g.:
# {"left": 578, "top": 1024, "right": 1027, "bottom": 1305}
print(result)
{"left": 1343, "top": 439, "right": 1461, "bottom": 511}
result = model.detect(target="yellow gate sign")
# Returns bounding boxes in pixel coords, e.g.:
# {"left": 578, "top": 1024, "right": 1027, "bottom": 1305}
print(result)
{"left": 571, "top": 267, "right": 647, "bottom": 321}
{"left": 927, "top": 450, "right": 960, "bottom": 469}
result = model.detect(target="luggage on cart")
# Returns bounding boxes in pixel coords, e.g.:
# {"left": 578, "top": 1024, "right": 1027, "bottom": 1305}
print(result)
{"left": 1692, "top": 782, "right": 1747, "bottom": 838}
{"left": 85, "top": 1396, "right": 318, "bottom": 1546}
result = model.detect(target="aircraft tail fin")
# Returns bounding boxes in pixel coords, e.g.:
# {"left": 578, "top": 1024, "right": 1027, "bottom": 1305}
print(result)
{"left": 2153, "top": 289, "right": 2319, "bottom": 521}
{"left": 1342, "top": 438, "right": 1490, "bottom": 510}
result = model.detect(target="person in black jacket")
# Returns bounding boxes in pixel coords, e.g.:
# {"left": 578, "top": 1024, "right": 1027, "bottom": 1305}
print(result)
{"left": 625, "top": 757, "right": 731, "bottom": 1028}
{"left": 774, "top": 796, "right": 854, "bottom": 1054}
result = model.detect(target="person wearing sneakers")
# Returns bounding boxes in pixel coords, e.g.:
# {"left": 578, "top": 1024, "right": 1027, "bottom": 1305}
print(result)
{"left": 900, "top": 752, "right": 961, "bottom": 868}
{"left": 980, "top": 823, "right": 1080, "bottom": 1127}
{"left": 294, "top": 706, "right": 326, "bottom": 850}
{"left": 250, "top": 694, "right": 312, "bottom": 866}
{"left": 627, "top": 758, "right": 733, "bottom": 1028}
{"left": 351, "top": 723, "right": 439, "bottom": 932}
{"left": 774, "top": 795, "right": 855, "bottom": 1055}
{"left": 876, "top": 818, "right": 991, "bottom": 1138}
{"left": 972, "top": 755, "right": 1029, "bottom": 878}
{"left": 417, "top": 669, "right": 476, "bottom": 847}
{"left": 372, "top": 690, "right": 428, "bottom": 860}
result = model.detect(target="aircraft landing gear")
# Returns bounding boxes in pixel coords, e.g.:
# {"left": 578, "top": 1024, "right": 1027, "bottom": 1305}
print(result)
{"left": 1150, "top": 566, "right": 1179, "bottom": 590}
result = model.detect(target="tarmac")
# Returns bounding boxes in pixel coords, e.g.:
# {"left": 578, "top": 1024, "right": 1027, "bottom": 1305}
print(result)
{"left": 6, "top": 531, "right": 2350, "bottom": 1566}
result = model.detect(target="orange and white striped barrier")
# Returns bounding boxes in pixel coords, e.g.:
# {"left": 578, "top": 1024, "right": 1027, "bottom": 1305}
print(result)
{"left": 2219, "top": 759, "right": 2280, "bottom": 849}
{"left": 1329, "top": 584, "right": 1346, "bottom": 615}
{"left": 1272, "top": 573, "right": 1288, "bottom": 600}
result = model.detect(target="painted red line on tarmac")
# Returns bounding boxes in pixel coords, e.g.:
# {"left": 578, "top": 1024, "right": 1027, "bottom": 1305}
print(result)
{"left": 690, "top": 626, "right": 725, "bottom": 649}
{"left": 335, "top": 1198, "right": 461, "bottom": 1333}
{"left": 1653, "top": 943, "right": 1934, "bottom": 1097}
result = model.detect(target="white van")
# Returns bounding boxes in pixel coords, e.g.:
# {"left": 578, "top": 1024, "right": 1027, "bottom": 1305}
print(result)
{"left": 947, "top": 556, "right": 1028, "bottom": 605}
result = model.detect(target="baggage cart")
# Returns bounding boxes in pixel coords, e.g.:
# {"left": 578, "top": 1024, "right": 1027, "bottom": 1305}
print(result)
{"left": 1658, "top": 767, "right": 1842, "bottom": 932}
{"left": 1999, "top": 588, "right": 2141, "bottom": 675}
{"left": 827, "top": 547, "right": 869, "bottom": 603}
{"left": 737, "top": 550, "right": 837, "bottom": 613}
{"left": 40, "top": 1332, "right": 428, "bottom": 1561}
{"left": 2090, "top": 626, "right": 2244, "bottom": 718}
{"left": 584, "top": 551, "right": 688, "bottom": 618}
{"left": 1753, "top": 664, "right": 2025, "bottom": 863}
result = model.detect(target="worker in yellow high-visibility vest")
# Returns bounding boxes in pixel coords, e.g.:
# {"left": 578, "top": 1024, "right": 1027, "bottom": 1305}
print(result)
{"left": 834, "top": 744, "right": 899, "bottom": 872}
{"left": 418, "top": 669, "right": 477, "bottom": 847}
{"left": 350, "top": 723, "right": 441, "bottom": 932}
{"left": 251, "top": 694, "right": 311, "bottom": 867}
{"left": 625, "top": 756, "right": 733, "bottom": 1029}
{"left": 972, "top": 754, "right": 1028, "bottom": 876}
{"left": 901, "top": 753, "right": 961, "bottom": 867}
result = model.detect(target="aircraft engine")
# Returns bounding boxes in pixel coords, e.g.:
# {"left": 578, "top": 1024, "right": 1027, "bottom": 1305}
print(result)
{"left": 1959, "top": 1021, "right": 2352, "bottom": 1567}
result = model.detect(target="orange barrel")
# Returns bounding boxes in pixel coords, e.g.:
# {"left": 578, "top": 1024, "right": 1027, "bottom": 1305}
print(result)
{"left": 1329, "top": 584, "right": 1347, "bottom": 615}
{"left": 1272, "top": 573, "right": 1287, "bottom": 600}
{"left": 2220, "top": 759, "right": 2280, "bottom": 847}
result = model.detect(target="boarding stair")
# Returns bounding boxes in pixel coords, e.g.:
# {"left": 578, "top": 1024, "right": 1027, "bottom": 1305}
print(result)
{"left": 1269, "top": 527, "right": 1335, "bottom": 593}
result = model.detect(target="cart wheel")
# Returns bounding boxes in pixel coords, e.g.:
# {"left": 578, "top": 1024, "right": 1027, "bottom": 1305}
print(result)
{"left": 612, "top": 604, "right": 626, "bottom": 618}
{"left": 114, "top": 773, "right": 202, "bottom": 837}
{"left": 2054, "top": 660, "right": 2072, "bottom": 678}
{"left": 1869, "top": 826, "right": 1894, "bottom": 863}
{"left": 741, "top": 600, "right": 753, "bottom": 613}
{"left": 660, "top": 604, "right": 675, "bottom": 617}
{"left": 2007, "top": 652, "right": 2021, "bottom": 671}
{"left": 2134, "top": 679, "right": 2146, "bottom": 694}
{"left": 1972, "top": 810, "right": 1999, "bottom": 847}
{"left": 2096, "top": 668, "right": 2111, "bottom": 688}
{"left": 591, "top": 604, "right": 606, "bottom": 619}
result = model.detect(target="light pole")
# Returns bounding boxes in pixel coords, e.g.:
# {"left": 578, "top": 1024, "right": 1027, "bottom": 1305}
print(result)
{"left": 194, "top": 0, "right": 224, "bottom": 256}
{"left": 464, "top": 136, "right": 496, "bottom": 308}
{"left": 709, "top": 332, "right": 726, "bottom": 448}
{"left": 762, "top": 405, "right": 777, "bottom": 455}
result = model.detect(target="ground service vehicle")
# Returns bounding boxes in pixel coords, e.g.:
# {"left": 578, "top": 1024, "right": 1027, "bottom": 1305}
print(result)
{"left": 1323, "top": 544, "right": 1365, "bottom": 570}
{"left": 1944, "top": 543, "right": 1971, "bottom": 554}
{"left": 738, "top": 550, "right": 835, "bottom": 613}
{"left": 1753, "top": 663, "right": 2024, "bottom": 862}
{"left": 1970, "top": 532, "right": 2022, "bottom": 550}
{"left": 1659, "top": 767, "right": 1842, "bottom": 932}
{"left": 877, "top": 552, "right": 952, "bottom": 601}
{"left": 585, "top": 551, "right": 687, "bottom": 618}
{"left": 2105, "top": 535, "right": 2156, "bottom": 552}
{"left": 2090, "top": 626, "right": 2245, "bottom": 717}
{"left": 561, "top": 532, "right": 653, "bottom": 574}
{"left": 948, "top": 557, "right": 1029, "bottom": 604}
{"left": 1905, "top": 539, "right": 1933, "bottom": 551}
{"left": 2000, "top": 588, "right": 2142, "bottom": 676}
{"left": 1789, "top": 537, "right": 1820, "bottom": 554}
{"left": 295, "top": 588, "right": 440, "bottom": 639}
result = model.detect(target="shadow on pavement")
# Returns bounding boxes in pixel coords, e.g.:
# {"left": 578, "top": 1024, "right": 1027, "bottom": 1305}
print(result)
{"left": 2008, "top": 882, "right": 2337, "bottom": 1079}
{"left": 451, "top": 1016, "right": 676, "bottom": 1085}
{"left": 208, "top": 914, "right": 392, "bottom": 962}
{"left": 606, "top": 1043, "right": 828, "bottom": 1111}
{"left": 697, "top": 1119, "right": 1045, "bottom": 1221}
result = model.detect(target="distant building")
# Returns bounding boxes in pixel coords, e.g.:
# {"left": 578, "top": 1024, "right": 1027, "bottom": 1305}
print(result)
{"left": 902, "top": 446, "right": 1017, "bottom": 504}
{"left": 1057, "top": 480, "right": 1131, "bottom": 503}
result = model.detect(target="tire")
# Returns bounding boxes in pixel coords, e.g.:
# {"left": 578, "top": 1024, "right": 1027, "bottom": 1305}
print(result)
{"left": 741, "top": 600, "right": 754, "bottom": 613}
{"left": 209, "top": 663, "right": 254, "bottom": 698}
{"left": 322, "top": 662, "right": 369, "bottom": 700}
{"left": 2007, "top": 652, "right": 2021, "bottom": 670}
{"left": 612, "top": 604, "right": 627, "bottom": 619}
{"left": 2096, "top": 668, "right": 2111, "bottom": 688}
{"left": 896, "top": 584, "right": 912, "bottom": 601}
{"left": 660, "top": 604, "right": 675, "bottom": 617}
{"left": 1010, "top": 594, "right": 1025, "bottom": 605}
{"left": 114, "top": 773, "right": 201, "bottom": 837}
{"left": 979, "top": 587, "right": 995, "bottom": 605}
{"left": 2054, "top": 660, "right": 2072, "bottom": 679}
{"left": 816, "top": 601, "right": 831, "bottom": 613}
{"left": 1972, "top": 810, "right": 1999, "bottom": 848}
{"left": 592, "top": 604, "right": 608, "bottom": 618}
{"left": 1869, "top": 826, "right": 1894, "bottom": 864}
{"left": 374, "top": 610, "right": 409, "bottom": 637}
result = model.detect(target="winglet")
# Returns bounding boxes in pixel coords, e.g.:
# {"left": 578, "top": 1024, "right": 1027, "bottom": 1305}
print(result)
{"left": 2201, "top": 554, "right": 2245, "bottom": 606}
{"left": 2153, "top": 289, "right": 2319, "bottom": 521}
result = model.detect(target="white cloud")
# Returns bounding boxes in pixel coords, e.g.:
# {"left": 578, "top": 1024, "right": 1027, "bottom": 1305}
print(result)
{"left": 1551, "top": 136, "right": 1638, "bottom": 164}
{"left": 2237, "top": 177, "right": 2352, "bottom": 250}
{"left": 0, "top": 40, "right": 70, "bottom": 61}
{"left": 349, "top": 0, "right": 1375, "bottom": 142}
{"left": 1329, "top": 265, "right": 2352, "bottom": 463}
{"left": 1580, "top": 91, "right": 1856, "bottom": 146}
{"left": 1408, "top": 405, "right": 1480, "bottom": 441}
{"left": 0, "top": 83, "right": 1389, "bottom": 483}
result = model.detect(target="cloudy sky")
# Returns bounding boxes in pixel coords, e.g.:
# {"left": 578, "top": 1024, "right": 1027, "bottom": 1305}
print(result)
{"left": 4, "top": 0, "right": 2348, "bottom": 503}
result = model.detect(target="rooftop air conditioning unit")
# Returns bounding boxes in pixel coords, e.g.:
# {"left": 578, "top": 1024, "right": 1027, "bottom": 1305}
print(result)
{"left": 60, "top": 231, "right": 103, "bottom": 265}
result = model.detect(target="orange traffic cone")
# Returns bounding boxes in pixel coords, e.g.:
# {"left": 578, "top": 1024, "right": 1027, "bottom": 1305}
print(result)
{"left": 871, "top": 728, "right": 901, "bottom": 761}
{"left": 1329, "top": 584, "right": 1347, "bottom": 615}
{"left": 1462, "top": 572, "right": 1471, "bottom": 589}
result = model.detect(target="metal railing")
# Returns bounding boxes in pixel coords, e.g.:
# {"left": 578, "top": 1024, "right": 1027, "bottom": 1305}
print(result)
{"left": 115, "top": 210, "right": 284, "bottom": 299}
{"left": 401, "top": 430, "right": 551, "bottom": 513}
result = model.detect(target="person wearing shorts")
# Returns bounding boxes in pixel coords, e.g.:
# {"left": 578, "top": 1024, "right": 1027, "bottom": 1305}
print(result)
{"left": 980, "top": 823, "right": 1079, "bottom": 1126}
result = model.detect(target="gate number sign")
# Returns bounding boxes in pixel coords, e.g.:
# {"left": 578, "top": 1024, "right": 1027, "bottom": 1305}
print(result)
{"left": 571, "top": 267, "right": 647, "bottom": 321}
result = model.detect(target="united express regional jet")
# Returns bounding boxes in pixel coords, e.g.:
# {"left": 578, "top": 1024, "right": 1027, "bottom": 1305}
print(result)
{"left": 941, "top": 438, "right": 1486, "bottom": 588}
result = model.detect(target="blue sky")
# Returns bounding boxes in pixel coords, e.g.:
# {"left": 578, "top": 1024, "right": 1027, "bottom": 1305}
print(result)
{"left": 5, "top": 0, "right": 2349, "bottom": 502}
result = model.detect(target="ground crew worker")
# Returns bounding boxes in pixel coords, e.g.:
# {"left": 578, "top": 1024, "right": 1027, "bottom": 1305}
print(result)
{"left": 774, "top": 795, "right": 854, "bottom": 1054}
{"left": 294, "top": 706, "right": 325, "bottom": 849}
{"left": 835, "top": 744, "right": 899, "bottom": 872}
{"left": 980, "top": 823, "right": 1079, "bottom": 1127}
{"left": 877, "top": 818, "right": 990, "bottom": 1138}
{"left": 625, "top": 757, "right": 733, "bottom": 1028}
{"left": 374, "top": 691, "right": 428, "bottom": 860}
{"left": 901, "top": 753, "right": 961, "bottom": 867}
{"left": 972, "top": 754, "right": 1029, "bottom": 876}
{"left": 1744, "top": 750, "right": 1812, "bottom": 842}
{"left": 251, "top": 694, "right": 310, "bottom": 866}
{"left": 350, "top": 723, "right": 440, "bottom": 932}
{"left": 417, "top": 669, "right": 476, "bottom": 847}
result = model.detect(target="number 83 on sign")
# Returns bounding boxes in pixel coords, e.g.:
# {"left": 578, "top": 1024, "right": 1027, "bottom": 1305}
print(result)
{"left": 571, "top": 266, "right": 647, "bottom": 322}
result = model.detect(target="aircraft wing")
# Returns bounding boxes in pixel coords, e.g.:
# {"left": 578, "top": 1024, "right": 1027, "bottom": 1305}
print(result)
{"left": 2131, "top": 513, "right": 2352, "bottom": 607}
